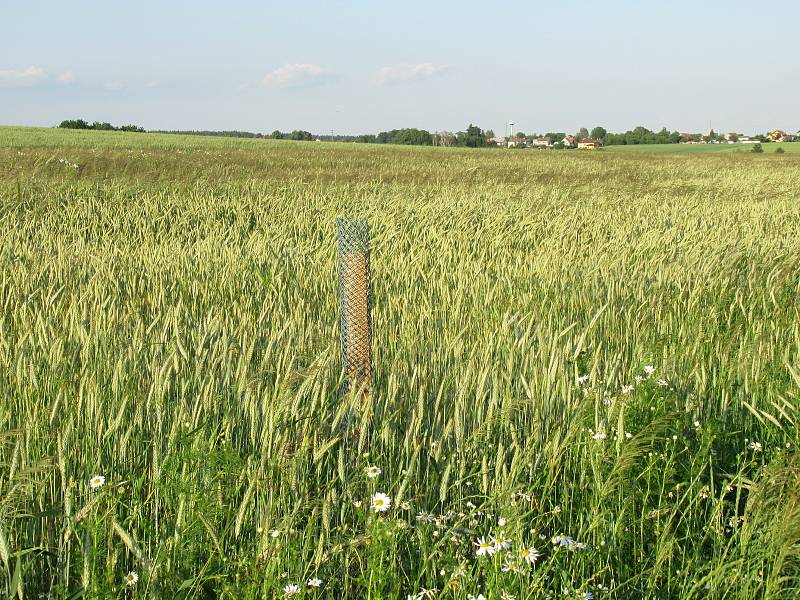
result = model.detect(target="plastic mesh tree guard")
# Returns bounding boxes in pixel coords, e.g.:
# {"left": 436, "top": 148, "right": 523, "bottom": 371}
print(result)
{"left": 336, "top": 218, "right": 372, "bottom": 395}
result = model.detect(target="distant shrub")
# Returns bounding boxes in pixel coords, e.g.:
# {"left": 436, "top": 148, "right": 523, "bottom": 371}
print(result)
{"left": 288, "top": 130, "right": 313, "bottom": 141}
{"left": 775, "top": 147, "right": 785, "bottom": 154}
{"left": 58, "top": 119, "right": 145, "bottom": 132}
{"left": 751, "top": 143, "right": 763, "bottom": 154}
{"left": 58, "top": 119, "right": 90, "bottom": 130}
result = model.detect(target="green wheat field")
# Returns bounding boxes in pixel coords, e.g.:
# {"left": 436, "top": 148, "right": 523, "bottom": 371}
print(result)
{"left": 1, "top": 126, "right": 799, "bottom": 599}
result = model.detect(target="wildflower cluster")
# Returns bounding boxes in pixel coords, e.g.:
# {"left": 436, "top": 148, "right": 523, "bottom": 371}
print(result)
{"left": 577, "top": 364, "right": 657, "bottom": 404}
{"left": 474, "top": 530, "right": 542, "bottom": 576}
{"left": 58, "top": 158, "right": 79, "bottom": 169}
{"left": 552, "top": 534, "right": 588, "bottom": 551}
{"left": 282, "top": 578, "right": 323, "bottom": 596}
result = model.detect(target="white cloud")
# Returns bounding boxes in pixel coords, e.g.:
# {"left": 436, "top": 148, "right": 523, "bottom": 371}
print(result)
{"left": 262, "top": 63, "right": 329, "bottom": 90}
{"left": 373, "top": 63, "right": 449, "bottom": 85}
{"left": 57, "top": 70, "right": 76, "bottom": 84}
{"left": 0, "top": 66, "right": 47, "bottom": 87}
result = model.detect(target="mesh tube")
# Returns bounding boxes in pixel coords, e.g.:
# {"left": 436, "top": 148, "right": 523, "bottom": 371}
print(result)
{"left": 336, "top": 218, "right": 372, "bottom": 394}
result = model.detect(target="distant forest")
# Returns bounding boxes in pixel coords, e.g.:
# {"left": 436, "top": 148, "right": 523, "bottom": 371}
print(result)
{"left": 58, "top": 120, "right": 791, "bottom": 148}
{"left": 150, "top": 130, "right": 261, "bottom": 138}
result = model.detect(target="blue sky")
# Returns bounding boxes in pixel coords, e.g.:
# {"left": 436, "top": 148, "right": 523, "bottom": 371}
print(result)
{"left": 2, "top": 1, "right": 798, "bottom": 135}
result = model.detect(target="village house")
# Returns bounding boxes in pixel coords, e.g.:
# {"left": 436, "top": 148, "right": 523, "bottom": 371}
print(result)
{"left": 487, "top": 136, "right": 507, "bottom": 147}
{"left": 562, "top": 135, "right": 576, "bottom": 148}
{"left": 532, "top": 137, "right": 552, "bottom": 148}
{"left": 577, "top": 138, "right": 601, "bottom": 149}
{"left": 767, "top": 130, "right": 788, "bottom": 142}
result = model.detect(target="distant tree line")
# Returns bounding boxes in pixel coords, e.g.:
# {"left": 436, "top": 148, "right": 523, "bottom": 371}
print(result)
{"left": 58, "top": 119, "right": 145, "bottom": 132}
{"left": 349, "top": 128, "right": 433, "bottom": 145}
{"left": 603, "top": 127, "right": 786, "bottom": 145}
{"left": 319, "top": 125, "right": 494, "bottom": 148}
{"left": 270, "top": 130, "right": 314, "bottom": 141}
{"left": 600, "top": 126, "right": 685, "bottom": 145}
{"left": 57, "top": 118, "right": 792, "bottom": 148}
{"left": 152, "top": 130, "right": 261, "bottom": 138}
{"left": 278, "top": 125, "right": 791, "bottom": 147}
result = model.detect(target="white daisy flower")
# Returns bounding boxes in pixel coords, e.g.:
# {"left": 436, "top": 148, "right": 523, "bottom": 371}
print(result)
{"left": 501, "top": 592, "right": 516, "bottom": 600}
{"left": 520, "top": 545, "right": 540, "bottom": 564}
{"left": 748, "top": 441, "right": 762, "bottom": 452}
{"left": 124, "top": 571, "right": 138, "bottom": 586}
{"left": 656, "top": 378, "right": 669, "bottom": 387}
{"left": 492, "top": 533, "right": 512, "bottom": 550}
{"left": 552, "top": 534, "right": 572, "bottom": 547}
{"left": 501, "top": 560, "right": 518, "bottom": 573}
{"left": 89, "top": 475, "right": 106, "bottom": 490}
{"left": 577, "top": 374, "right": 590, "bottom": 385}
{"left": 307, "top": 577, "right": 322, "bottom": 587}
{"left": 622, "top": 385, "right": 634, "bottom": 394}
{"left": 468, "top": 594, "right": 487, "bottom": 600}
{"left": 474, "top": 537, "right": 495, "bottom": 557}
{"left": 643, "top": 365, "right": 655, "bottom": 375}
{"left": 371, "top": 492, "right": 391, "bottom": 512}
{"left": 283, "top": 583, "right": 300, "bottom": 596}
{"left": 365, "top": 465, "right": 381, "bottom": 478}
{"left": 270, "top": 529, "right": 281, "bottom": 538}
{"left": 634, "top": 375, "right": 644, "bottom": 384}
{"left": 592, "top": 432, "right": 607, "bottom": 440}
{"left": 497, "top": 517, "right": 507, "bottom": 527}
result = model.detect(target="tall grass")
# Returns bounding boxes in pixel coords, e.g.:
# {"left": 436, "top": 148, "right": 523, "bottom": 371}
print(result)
{"left": 1, "top": 126, "right": 799, "bottom": 598}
